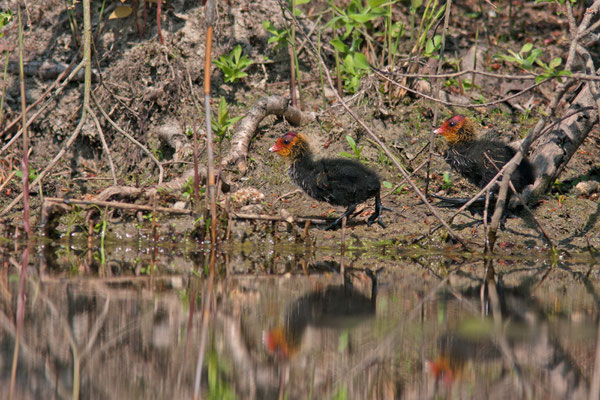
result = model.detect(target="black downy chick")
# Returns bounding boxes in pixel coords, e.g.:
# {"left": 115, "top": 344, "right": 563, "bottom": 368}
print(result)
{"left": 434, "top": 115, "right": 535, "bottom": 219}
{"left": 269, "top": 132, "right": 389, "bottom": 230}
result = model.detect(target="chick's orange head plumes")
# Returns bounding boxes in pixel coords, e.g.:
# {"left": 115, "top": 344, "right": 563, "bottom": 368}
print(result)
{"left": 269, "top": 131, "right": 301, "bottom": 157}
{"left": 434, "top": 115, "right": 473, "bottom": 145}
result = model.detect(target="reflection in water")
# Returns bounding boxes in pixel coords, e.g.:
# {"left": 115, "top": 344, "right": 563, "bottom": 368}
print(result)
{"left": 0, "top": 239, "right": 598, "bottom": 399}
{"left": 264, "top": 266, "right": 380, "bottom": 360}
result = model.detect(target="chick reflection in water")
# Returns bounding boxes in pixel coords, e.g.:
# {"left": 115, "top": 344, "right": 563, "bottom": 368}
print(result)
{"left": 264, "top": 265, "right": 382, "bottom": 360}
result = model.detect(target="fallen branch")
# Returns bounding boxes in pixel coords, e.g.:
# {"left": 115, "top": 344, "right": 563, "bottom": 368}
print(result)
{"left": 232, "top": 212, "right": 330, "bottom": 225}
{"left": 43, "top": 197, "right": 192, "bottom": 215}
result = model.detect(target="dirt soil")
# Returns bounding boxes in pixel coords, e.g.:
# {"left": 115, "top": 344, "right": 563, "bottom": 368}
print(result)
{"left": 1, "top": 0, "right": 599, "bottom": 255}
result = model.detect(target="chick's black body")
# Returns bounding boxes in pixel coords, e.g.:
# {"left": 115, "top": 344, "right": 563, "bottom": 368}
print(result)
{"left": 444, "top": 139, "right": 535, "bottom": 194}
{"left": 435, "top": 115, "right": 535, "bottom": 219}
{"left": 270, "top": 132, "right": 388, "bottom": 229}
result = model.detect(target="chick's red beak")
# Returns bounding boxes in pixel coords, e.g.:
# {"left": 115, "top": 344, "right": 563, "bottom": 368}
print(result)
{"left": 434, "top": 127, "right": 443, "bottom": 135}
{"left": 269, "top": 143, "right": 281, "bottom": 153}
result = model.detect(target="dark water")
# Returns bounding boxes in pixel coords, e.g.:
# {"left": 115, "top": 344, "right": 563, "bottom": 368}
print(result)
{"left": 1, "top": 237, "right": 598, "bottom": 399}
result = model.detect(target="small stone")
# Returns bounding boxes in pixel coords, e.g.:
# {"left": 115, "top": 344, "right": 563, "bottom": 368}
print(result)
{"left": 573, "top": 181, "right": 599, "bottom": 196}
{"left": 231, "top": 187, "right": 265, "bottom": 205}
{"left": 173, "top": 201, "right": 187, "bottom": 210}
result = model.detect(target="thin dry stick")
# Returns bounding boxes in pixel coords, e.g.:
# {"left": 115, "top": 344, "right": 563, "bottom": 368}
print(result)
{"left": 204, "top": 0, "right": 217, "bottom": 244}
{"left": 44, "top": 197, "right": 192, "bottom": 215}
{"left": 0, "top": 170, "right": 16, "bottom": 193}
{"left": 293, "top": 15, "right": 469, "bottom": 250}
{"left": 425, "top": 0, "right": 452, "bottom": 197}
{"left": 374, "top": 67, "right": 550, "bottom": 109}
{"left": 157, "top": 0, "right": 164, "bottom": 44}
{"left": 192, "top": 119, "right": 200, "bottom": 212}
{"left": 232, "top": 212, "right": 331, "bottom": 225}
{"left": 380, "top": 68, "right": 600, "bottom": 82}
{"left": 88, "top": 106, "right": 117, "bottom": 185}
{"left": 17, "top": 5, "right": 30, "bottom": 236}
{"left": 0, "top": 50, "right": 10, "bottom": 128}
{"left": 91, "top": 93, "right": 163, "bottom": 184}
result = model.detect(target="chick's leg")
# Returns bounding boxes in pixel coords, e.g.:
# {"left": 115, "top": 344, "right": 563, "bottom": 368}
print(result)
{"left": 325, "top": 203, "right": 357, "bottom": 230}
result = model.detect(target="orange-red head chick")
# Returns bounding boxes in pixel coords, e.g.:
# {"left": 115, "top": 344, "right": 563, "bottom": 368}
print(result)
{"left": 269, "top": 131, "right": 309, "bottom": 158}
{"left": 434, "top": 115, "right": 476, "bottom": 146}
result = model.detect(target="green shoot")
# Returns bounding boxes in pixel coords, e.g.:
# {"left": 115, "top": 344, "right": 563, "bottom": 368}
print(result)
{"left": 212, "top": 97, "right": 242, "bottom": 144}
{"left": 213, "top": 45, "right": 253, "bottom": 83}
{"left": 339, "top": 135, "right": 367, "bottom": 162}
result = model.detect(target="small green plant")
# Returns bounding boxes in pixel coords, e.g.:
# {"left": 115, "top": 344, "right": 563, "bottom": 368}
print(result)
{"left": 411, "top": 0, "right": 446, "bottom": 56}
{"left": 182, "top": 176, "right": 205, "bottom": 200}
{"left": 329, "top": 39, "right": 371, "bottom": 93}
{"left": 0, "top": 10, "right": 13, "bottom": 36}
{"left": 422, "top": 34, "right": 442, "bottom": 58}
{"left": 339, "top": 135, "right": 367, "bottom": 162}
{"left": 327, "top": 0, "right": 387, "bottom": 40}
{"left": 212, "top": 97, "right": 242, "bottom": 144}
{"left": 213, "top": 45, "right": 253, "bottom": 83}
{"left": 442, "top": 171, "right": 452, "bottom": 191}
{"left": 496, "top": 43, "right": 542, "bottom": 70}
{"left": 14, "top": 166, "right": 39, "bottom": 182}
{"left": 262, "top": 20, "right": 289, "bottom": 48}
{"left": 495, "top": 43, "right": 572, "bottom": 83}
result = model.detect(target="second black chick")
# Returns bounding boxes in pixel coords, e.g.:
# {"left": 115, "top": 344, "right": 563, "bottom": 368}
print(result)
{"left": 434, "top": 115, "right": 535, "bottom": 213}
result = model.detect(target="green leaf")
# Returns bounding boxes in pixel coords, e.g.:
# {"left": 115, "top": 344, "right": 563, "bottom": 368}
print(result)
{"left": 411, "top": 0, "right": 423, "bottom": 9}
{"left": 367, "top": 0, "right": 387, "bottom": 7}
{"left": 348, "top": 13, "right": 373, "bottom": 24}
{"left": 353, "top": 52, "right": 370, "bottom": 70}
{"left": 339, "top": 151, "right": 355, "bottom": 158}
{"left": 520, "top": 43, "right": 533, "bottom": 54}
{"left": 345, "top": 135, "right": 357, "bottom": 150}
{"left": 549, "top": 57, "right": 562, "bottom": 69}
{"left": 232, "top": 45, "right": 242, "bottom": 62}
{"left": 331, "top": 38, "right": 348, "bottom": 53}
{"left": 382, "top": 181, "right": 393, "bottom": 189}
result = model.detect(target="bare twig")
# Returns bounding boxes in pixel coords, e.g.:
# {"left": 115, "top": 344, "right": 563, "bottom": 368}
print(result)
{"left": 17, "top": 5, "right": 30, "bottom": 236}
{"left": 378, "top": 67, "right": 600, "bottom": 82}
{"left": 88, "top": 106, "right": 117, "bottom": 185}
{"left": 374, "top": 67, "right": 550, "bottom": 109}
{"left": 425, "top": 0, "right": 452, "bottom": 196}
{"left": 92, "top": 93, "right": 164, "bottom": 184}
{"left": 43, "top": 197, "right": 192, "bottom": 215}
{"left": 204, "top": 0, "right": 217, "bottom": 244}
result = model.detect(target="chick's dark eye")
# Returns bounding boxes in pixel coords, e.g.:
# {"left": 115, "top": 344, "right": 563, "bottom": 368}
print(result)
{"left": 283, "top": 139, "right": 290, "bottom": 144}
{"left": 449, "top": 121, "right": 456, "bottom": 127}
